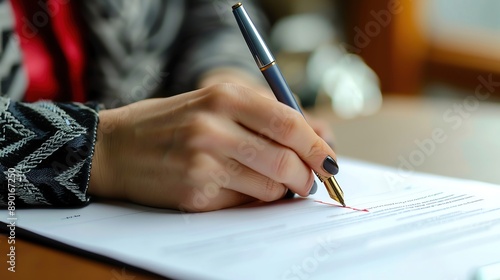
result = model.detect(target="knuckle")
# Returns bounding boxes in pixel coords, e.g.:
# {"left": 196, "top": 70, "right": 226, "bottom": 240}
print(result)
{"left": 278, "top": 111, "right": 301, "bottom": 140}
{"left": 261, "top": 177, "right": 285, "bottom": 202}
{"left": 282, "top": 121, "right": 295, "bottom": 140}
{"left": 204, "top": 83, "right": 239, "bottom": 111}
{"left": 306, "top": 138, "right": 325, "bottom": 159}
{"left": 272, "top": 149, "right": 294, "bottom": 182}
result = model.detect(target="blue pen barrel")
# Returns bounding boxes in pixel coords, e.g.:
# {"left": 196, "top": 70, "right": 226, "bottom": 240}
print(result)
{"left": 261, "top": 64, "right": 304, "bottom": 115}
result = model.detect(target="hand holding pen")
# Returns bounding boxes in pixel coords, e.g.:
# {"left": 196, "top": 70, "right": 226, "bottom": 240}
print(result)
{"left": 90, "top": 84, "right": 341, "bottom": 211}
{"left": 232, "top": 3, "right": 345, "bottom": 205}
{"left": 89, "top": 4, "right": 341, "bottom": 212}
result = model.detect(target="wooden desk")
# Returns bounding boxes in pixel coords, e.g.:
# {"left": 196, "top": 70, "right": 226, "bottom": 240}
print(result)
{"left": 2, "top": 95, "right": 500, "bottom": 279}
{"left": 0, "top": 235, "right": 160, "bottom": 280}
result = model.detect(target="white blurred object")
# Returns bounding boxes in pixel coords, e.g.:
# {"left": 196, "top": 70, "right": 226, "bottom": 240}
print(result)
{"left": 271, "top": 14, "right": 335, "bottom": 52}
{"left": 271, "top": 14, "right": 382, "bottom": 118}
{"left": 475, "top": 262, "right": 500, "bottom": 280}
{"left": 308, "top": 45, "right": 382, "bottom": 119}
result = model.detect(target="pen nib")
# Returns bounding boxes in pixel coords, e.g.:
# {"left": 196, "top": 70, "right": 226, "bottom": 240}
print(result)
{"left": 316, "top": 173, "right": 345, "bottom": 206}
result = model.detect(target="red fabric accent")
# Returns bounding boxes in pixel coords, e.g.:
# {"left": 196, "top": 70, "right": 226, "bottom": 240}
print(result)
{"left": 50, "top": 0, "right": 86, "bottom": 102}
{"left": 11, "top": 0, "right": 87, "bottom": 102}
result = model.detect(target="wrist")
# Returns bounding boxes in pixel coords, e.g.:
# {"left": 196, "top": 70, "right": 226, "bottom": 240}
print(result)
{"left": 88, "top": 109, "right": 125, "bottom": 200}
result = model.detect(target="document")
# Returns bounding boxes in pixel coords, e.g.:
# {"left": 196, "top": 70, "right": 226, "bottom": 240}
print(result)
{"left": 2, "top": 158, "right": 500, "bottom": 279}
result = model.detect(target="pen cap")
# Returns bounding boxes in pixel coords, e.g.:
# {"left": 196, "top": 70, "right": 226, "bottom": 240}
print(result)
{"left": 232, "top": 3, "right": 274, "bottom": 68}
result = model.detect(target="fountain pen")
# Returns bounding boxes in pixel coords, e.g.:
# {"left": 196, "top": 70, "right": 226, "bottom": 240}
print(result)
{"left": 232, "top": 3, "right": 345, "bottom": 206}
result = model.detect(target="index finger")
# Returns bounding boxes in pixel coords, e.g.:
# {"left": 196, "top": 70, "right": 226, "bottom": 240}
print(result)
{"left": 228, "top": 85, "right": 339, "bottom": 178}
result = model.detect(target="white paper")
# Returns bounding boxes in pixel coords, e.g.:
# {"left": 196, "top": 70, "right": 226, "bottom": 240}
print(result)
{"left": 3, "top": 158, "right": 500, "bottom": 280}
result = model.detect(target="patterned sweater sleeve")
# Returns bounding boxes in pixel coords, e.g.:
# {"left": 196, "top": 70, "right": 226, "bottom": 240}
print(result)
{"left": 0, "top": 97, "right": 99, "bottom": 208}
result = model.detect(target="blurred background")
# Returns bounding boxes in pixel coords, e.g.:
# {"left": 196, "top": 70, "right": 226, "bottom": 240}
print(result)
{"left": 259, "top": 0, "right": 500, "bottom": 111}
{"left": 257, "top": 0, "right": 500, "bottom": 185}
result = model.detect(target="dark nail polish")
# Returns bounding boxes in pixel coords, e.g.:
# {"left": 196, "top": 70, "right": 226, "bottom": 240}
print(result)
{"left": 323, "top": 156, "right": 339, "bottom": 175}
{"left": 309, "top": 180, "right": 317, "bottom": 195}
{"left": 284, "top": 189, "right": 295, "bottom": 199}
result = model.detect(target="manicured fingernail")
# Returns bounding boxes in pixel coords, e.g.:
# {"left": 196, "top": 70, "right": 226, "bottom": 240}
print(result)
{"left": 323, "top": 156, "right": 339, "bottom": 175}
{"left": 309, "top": 180, "right": 317, "bottom": 195}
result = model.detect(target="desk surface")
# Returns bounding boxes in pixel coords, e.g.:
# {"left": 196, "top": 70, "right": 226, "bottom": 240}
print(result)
{"left": 3, "top": 95, "right": 500, "bottom": 279}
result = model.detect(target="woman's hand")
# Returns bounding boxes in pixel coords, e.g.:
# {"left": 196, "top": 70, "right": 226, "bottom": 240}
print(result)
{"left": 89, "top": 84, "right": 338, "bottom": 212}
{"left": 199, "top": 67, "right": 336, "bottom": 145}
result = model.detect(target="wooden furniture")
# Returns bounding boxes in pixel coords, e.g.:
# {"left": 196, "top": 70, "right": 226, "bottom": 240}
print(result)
{"left": 0, "top": 236, "right": 159, "bottom": 279}
{"left": 342, "top": 0, "right": 500, "bottom": 95}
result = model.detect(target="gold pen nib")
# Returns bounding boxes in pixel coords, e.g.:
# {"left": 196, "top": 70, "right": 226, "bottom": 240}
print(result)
{"left": 316, "top": 173, "right": 345, "bottom": 206}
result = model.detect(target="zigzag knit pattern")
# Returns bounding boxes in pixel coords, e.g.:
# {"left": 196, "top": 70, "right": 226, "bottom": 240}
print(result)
{"left": 0, "top": 97, "right": 99, "bottom": 207}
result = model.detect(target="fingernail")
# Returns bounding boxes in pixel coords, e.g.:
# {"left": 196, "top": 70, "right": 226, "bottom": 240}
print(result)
{"left": 309, "top": 180, "right": 317, "bottom": 195}
{"left": 284, "top": 189, "right": 295, "bottom": 199}
{"left": 323, "top": 156, "right": 339, "bottom": 175}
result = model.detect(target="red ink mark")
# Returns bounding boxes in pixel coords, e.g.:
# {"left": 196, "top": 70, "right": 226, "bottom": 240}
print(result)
{"left": 314, "top": 200, "right": 369, "bottom": 212}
